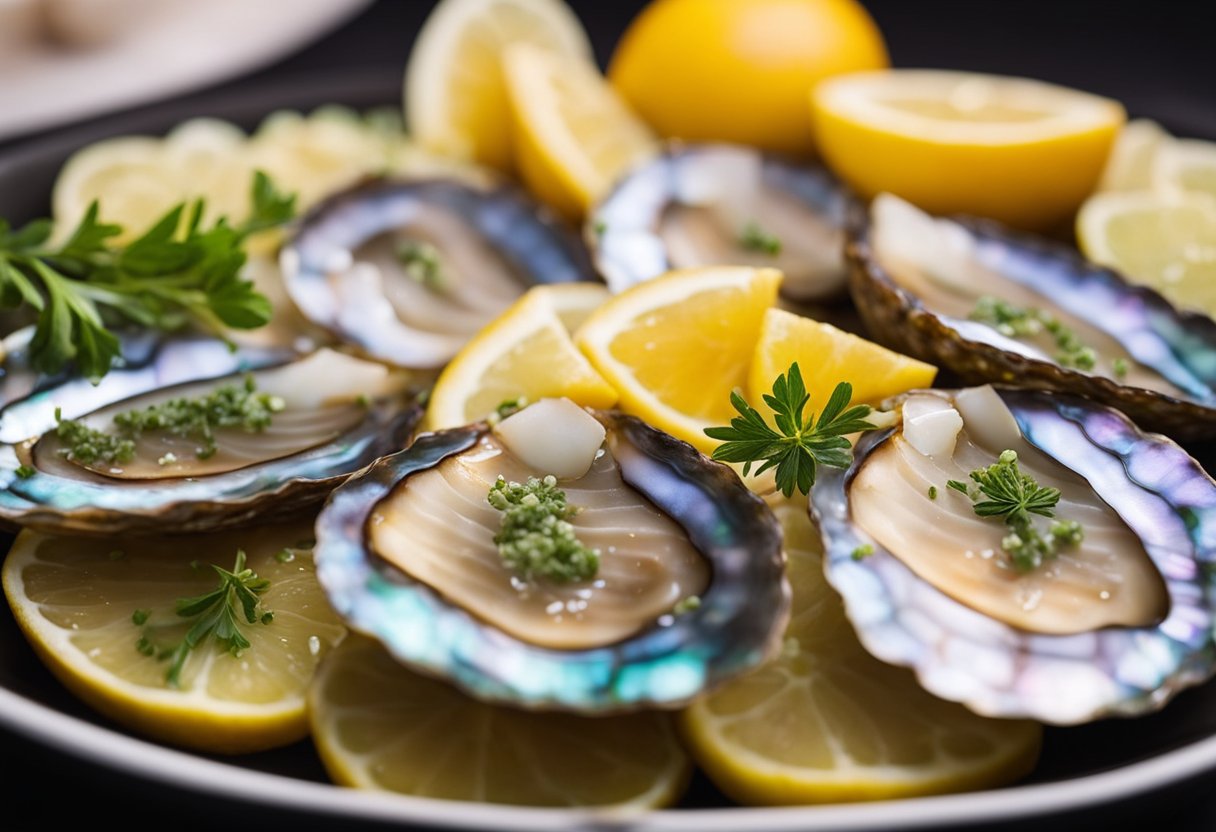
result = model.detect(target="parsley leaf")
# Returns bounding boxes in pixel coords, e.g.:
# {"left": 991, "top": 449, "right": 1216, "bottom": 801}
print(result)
{"left": 0, "top": 171, "right": 295, "bottom": 381}
{"left": 704, "top": 362, "right": 878, "bottom": 498}
{"left": 133, "top": 549, "right": 273, "bottom": 688}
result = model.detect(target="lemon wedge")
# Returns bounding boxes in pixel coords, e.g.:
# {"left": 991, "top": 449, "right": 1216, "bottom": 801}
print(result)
{"left": 1155, "top": 138, "right": 1216, "bottom": 203}
{"left": 680, "top": 501, "right": 1043, "bottom": 804}
{"left": 309, "top": 636, "right": 690, "bottom": 806}
{"left": 1, "top": 521, "right": 346, "bottom": 754}
{"left": 426, "top": 283, "right": 617, "bottom": 429}
{"left": 811, "top": 69, "right": 1125, "bottom": 230}
{"left": 575, "top": 267, "right": 782, "bottom": 453}
{"left": 404, "top": 0, "right": 592, "bottom": 172}
{"left": 749, "top": 308, "right": 937, "bottom": 409}
{"left": 1098, "top": 119, "right": 1171, "bottom": 192}
{"left": 1077, "top": 190, "right": 1216, "bottom": 317}
{"left": 504, "top": 42, "right": 657, "bottom": 220}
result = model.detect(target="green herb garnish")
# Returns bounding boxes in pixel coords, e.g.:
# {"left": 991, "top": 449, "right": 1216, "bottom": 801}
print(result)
{"left": 274, "top": 548, "right": 296, "bottom": 564}
{"left": 951, "top": 449, "right": 1084, "bottom": 572}
{"left": 1112, "top": 357, "right": 1129, "bottom": 380}
{"left": 13, "top": 464, "right": 35, "bottom": 479}
{"left": 395, "top": 240, "right": 445, "bottom": 290}
{"left": 970, "top": 296, "right": 1098, "bottom": 372}
{"left": 133, "top": 549, "right": 273, "bottom": 688}
{"left": 704, "top": 363, "right": 878, "bottom": 498}
{"left": 0, "top": 171, "right": 294, "bottom": 381}
{"left": 739, "top": 221, "right": 782, "bottom": 256}
{"left": 487, "top": 474, "right": 599, "bottom": 583}
{"left": 850, "top": 543, "right": 875, "bottom": 561}
{"left": 592, "top": 219, "right": 607, "bottom": 236}
{"left": 56, "top": 375, "right": 285, "bottom": 465}
{"left": 673, "top": 595, "right": 702, "bottom": 615}
{"left": 928, "top": 485, "right": 938, "bottom": 500}
{"left": 487, "top": 396, "right": 529, "bottom": 426}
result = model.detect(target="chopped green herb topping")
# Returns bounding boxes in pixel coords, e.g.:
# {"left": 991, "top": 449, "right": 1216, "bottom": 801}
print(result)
{"left": 395, "top": 240, "right": 445, "bottom": 290}
{"left": 954, "top": 449, "right": 1084, "bottom": 572}
{"left": 13, "top": 464, "right": 35, "bottom": 479}
{"left": 928, "top": 485, "right": 938, "bottom": 500}
{"left": 946, "top": 479, "right": 971, "bottom": 495}
{"left": 487, "top": 474, "right": 599, "bottom": 583}
{"left": 56, "top": 375, "right": 285, "bottom": 465}
{"left": 274, "top": 548, "right": 296, "bottom": 564}
{"left": 1112, "top": 357, "right": 1129, "bottom": 379}
{"left": 850, "top": 543, "right": 875, "bottom": 561}
{"left": 673, "top": 595, "right": 702, "bottom": 615}
{"left": 970, "top": 296, "right": 1099, "bottom": 372}
{"left": 592, "top": 219, "right": 607, "bottom": 236}
{"left": 133, "top": 549, "right": 273, "bottom": 688}
{"left": 705, "top": 362, "right": 878, "bottom": 498}
{"left": 739, "top": 221, "right": 782, "bottom": 256}
{"left": 487, "top": 396, "right": 529, "bottom": 426}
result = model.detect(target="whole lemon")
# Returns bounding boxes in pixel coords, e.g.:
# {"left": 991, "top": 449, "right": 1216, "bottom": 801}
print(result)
{"left": 609, "top": 0, "right": 888, "bottom": 156}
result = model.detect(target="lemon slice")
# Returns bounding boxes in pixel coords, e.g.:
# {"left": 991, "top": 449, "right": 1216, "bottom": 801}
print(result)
{"left": 1099, "top": 119, "right": 1171, "bottom": 192}
{"left": 749, "top": 308, "right": 937, "bottom": 409}
{"left": 504, "top": 43, "right": 657, "bottom": 220}
{"left": 1, "top": 522, "right": 346, "bottom": 755}
{"left": 680, "top": 501, "right": 1043, "bottom": 804}
{"left": 426, "top": 283, "right": 617, "bottom": 429}
{"left": 309, "top": 636, "right": 691, "bottom": 806}
{"left": 404, "top": 0, "right": 593, "bottom": 172}
{"left": 811, "top": 69, "right": 1125, "bottom": 230}
{"left": 575, "top": 267, "right": 782, "bottom": 453}
{"left": 1077, "top": 190, "right": 1216, "bottom": 317}
{"left": 1154, "top": 137, "right": 1216, "bottom": 202}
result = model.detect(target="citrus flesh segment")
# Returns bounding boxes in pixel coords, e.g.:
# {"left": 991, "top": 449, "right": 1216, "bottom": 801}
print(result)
{"left": 1098, "top": 118, "right": 1170, "bottom": 192}
{"left": 404, "top": 0, "right": 593, "bottom": 172}
{"left": 574, "top": 267, "right": 782, "bottom": 453}
{"left": 426, "top": 284, "right": 617, "bottom": 429}
{"left": 505, "top": 42, "right": 657, "bottom": 220}
{"left": 1154, "top": 137, "right": 1216, "bottom": 203}
{"left": 680, "top": 502, "right": 1043, "bottom": 805}
{"left": 749, "top": 308, "right": 937, "bottom": 410}
{"left": 811, "top": 69, "right": 1125, "bottom": 230}
{"left": 1, "top": 521, "right": 346, "bottom": 754}
{"left": 1077, "top": 191, "right": 1216, "bottom": 318}
{"left": 309, "top": 636, "right": 691, "bottom": 806}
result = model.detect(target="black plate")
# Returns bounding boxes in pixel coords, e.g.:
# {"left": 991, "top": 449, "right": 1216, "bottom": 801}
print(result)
{"left": 3, "top": 70, "right": 1216, "bottom": 832}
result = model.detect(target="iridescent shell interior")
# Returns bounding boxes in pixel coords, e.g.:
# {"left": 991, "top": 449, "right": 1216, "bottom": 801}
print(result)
{"left": 846, "top": 195, "right": 1216, "bottom": 439}
{"left": 0, "top": 341, "right": 422, "bottom": 536}
{"left": 812, "top": 386, "right": 1216, "bottom": 724}
{"left": 589, "top": 143, "right": 852, "bottom": 301}
{"left": 314, "top": 411, "right": 789, "bottom": 713}
{"left": 279, "top": 177, "right": 597, "bottom": 369}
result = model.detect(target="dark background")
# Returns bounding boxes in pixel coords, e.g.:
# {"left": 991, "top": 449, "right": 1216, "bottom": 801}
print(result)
{"left": 3, "top": 1, "right": 1216, "bottom": 830}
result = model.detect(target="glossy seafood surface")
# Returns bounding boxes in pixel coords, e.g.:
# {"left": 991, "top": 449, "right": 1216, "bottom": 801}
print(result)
{"left": 280, "top": 177, "right": 597, "bottom": 369}
{"left": 314, "top": 411, "right": 789, "bottom": 713}
{"left": 813, "top": 386, "right": 1216, "bottom": 724}
{"left": 0, "top": 343, "right": 422, "bottom": 536}
{"left": 847, "top": 196, "right": 1216, "bottom": 439}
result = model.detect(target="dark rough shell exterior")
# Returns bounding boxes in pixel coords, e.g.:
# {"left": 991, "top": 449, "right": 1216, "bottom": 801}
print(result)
{"left": 812, "top": 387, "right": 1216, "bottom": 724}
{"left": 0, "top": 340, "right": 423, "bottom": 536}
{"left": 845, "top": 206, "right": 1216, "bottom": 440}
{"left": 314, "top": 411, "right": 789, "bottom": 714}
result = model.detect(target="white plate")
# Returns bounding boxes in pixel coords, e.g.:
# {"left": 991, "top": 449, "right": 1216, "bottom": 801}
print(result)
{"left": 0, "top": 0, "right": 372, "bottom": 141}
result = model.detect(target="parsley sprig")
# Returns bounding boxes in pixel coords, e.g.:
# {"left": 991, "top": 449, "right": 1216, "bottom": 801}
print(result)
{"left": 0, "top": 171, "right": 294, "bottom": 381}
{"left": 134, "top": 549, "right": 273, "bottom": 688}
{"left": 949, "top": 449, "right": 1084, "bottom": 572}
{"left": 705, "top": 362, "right": 878, "bottom": 498}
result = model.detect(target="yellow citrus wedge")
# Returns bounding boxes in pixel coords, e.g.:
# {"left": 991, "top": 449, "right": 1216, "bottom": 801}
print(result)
{"left": 309, "top": 636, "right": 691, "bottom": 806}
{"left": 504, "top": 43, "right": 657, "bottom": 220}
{"left": 1077, "top": 190, "right": 1216, "bottom": 317}
{"left": 749, "top": 308, "right": 937, "bottom": 410}
{"left": 1, "top": 521, "right": 346, "bottom": 755}
{"left": 680, "top": 501, "right": 1043, "bottom": 805}
{"left": 1154, "top": 137, "right": 1216, "bottom": 203}
{"left": 811, "top": 69, "right": 1125, "bottom": 230}
{"left": 1098, "top": 118, "right": 1171, "bottom": 192}
{"left": 426, "top": 283, "right": 617, "bottom": 429}
{"left": 574, "top": 267, "right": 782, "bottom": 453}
{"left": 404, "top": 0, "right": 592, "bottom": 172}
